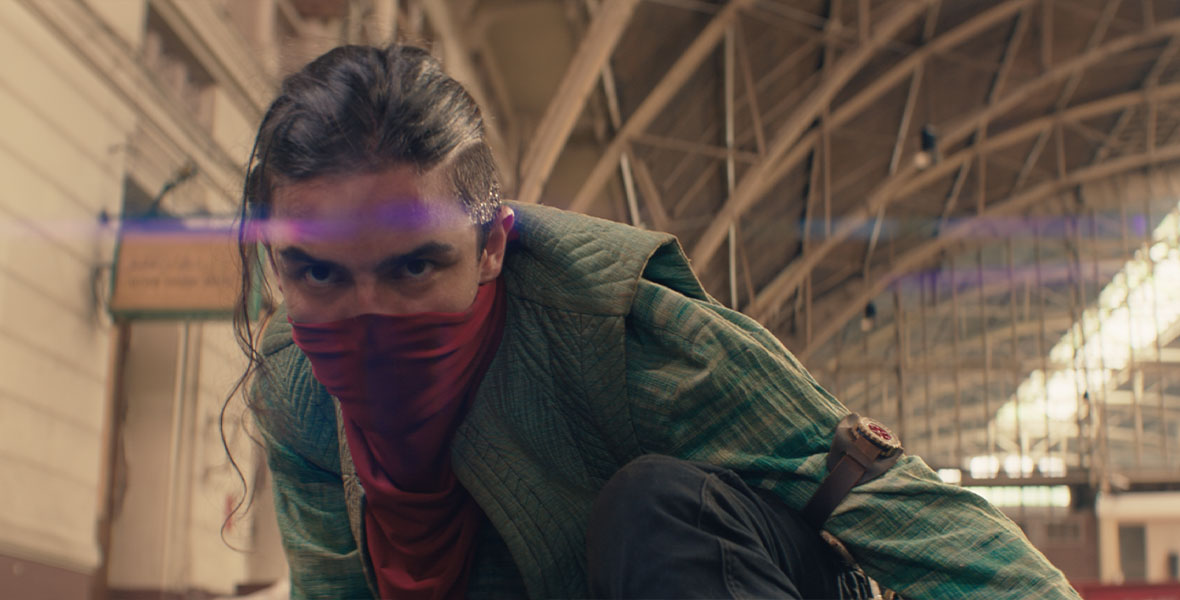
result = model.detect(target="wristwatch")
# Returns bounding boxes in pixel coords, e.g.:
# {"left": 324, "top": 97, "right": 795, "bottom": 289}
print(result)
{"left": 802, "top": 413, "right": 903, "bottom": 526}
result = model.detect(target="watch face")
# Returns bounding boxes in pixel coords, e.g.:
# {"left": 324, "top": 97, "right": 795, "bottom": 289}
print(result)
{"left": 857, "top": 417, "right": 902, "bottom": 456}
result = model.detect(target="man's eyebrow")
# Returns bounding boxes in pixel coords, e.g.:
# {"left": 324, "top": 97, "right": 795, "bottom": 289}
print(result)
{"left": 276, "top": 242, "right": 458, "bottom": 270}
{"left": 277, "top": 247, "right": 330, "bottom": 265}
{"left": 375, "top": 241, "right": 459, "bottom": 270}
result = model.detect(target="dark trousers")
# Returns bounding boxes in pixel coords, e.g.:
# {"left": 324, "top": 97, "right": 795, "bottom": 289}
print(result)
{"left": 587, "top": 455, "right": 866, "bottom": 600}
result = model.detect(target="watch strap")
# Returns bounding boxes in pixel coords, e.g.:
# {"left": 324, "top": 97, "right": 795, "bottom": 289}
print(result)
{"left": 802, "top": 413, "right": 903, "bottom": 527}
{"left": 803, "top": 452, "right": 869, "bottom": 524}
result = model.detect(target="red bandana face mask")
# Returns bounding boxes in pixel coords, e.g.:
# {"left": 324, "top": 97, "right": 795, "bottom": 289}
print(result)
{"left": 288, "top": 279, "right": 505, "bottom": 485}
{"left": 288, "top": 278, "right": 506, "bottom": 600}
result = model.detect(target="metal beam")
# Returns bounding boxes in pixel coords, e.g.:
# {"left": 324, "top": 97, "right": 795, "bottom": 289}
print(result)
{"left": 1056, "top": 0, "right": 1123, "bottom": 111}
{"left": 644, "top": 0, "right": 719, "bottom": 13}
{"left": 736, "top": 20, "right": 766, "bottom": 156}
{"left": 823, "top": 361, "right": 1180, "bottom": 434}
{"left": 1042, "top": 0, "right": 1052, "bottom": 68}
{"left": 826, "top": 314, "right": 1077, "bottom": 370}
{"left": 474, "top": 41, "right": 519, "bottom": 160}
{"left": 629, "top": 153, "right": 670, "bottom": 231}
{"left": 824, "top": 361, "right": 1180, "bottom": 453}
{"left": 1012, "top": 0, "right": 1122, "bottom": 192}
{"left": 568, "top": 0, "right": 755, "bottom": 213}
{"left": 938, "top": 162, "right": 971, "bottom": 226}
{"left": 709, "top": 6, "right": 1180, "bottom": 287}
{"left": 761, "top": 0, "right": 1029, "bottom": 195}
{"left": 822, "top": 278, "right": 1088, "bottom": 368}
{"left": 690, "top": 0, "right": 1032, "bottom": 270}
{"left": 792, "top": 0, "right": 846, "bottom": 331}
{"left": 725, "top": 23, "right": 738, "bottom": 307}
{"left": 888, "top": 67, "right": 925, "bottom": 176}
{"left": 746, "top": 22, "right": 1180, "bottom": 320}
{"left": 655, "top": 12, "right": 847, "bottom": 201}
{"left": 868, "top": 3, "right": 939, "bottom": 277}
{"left": 577, "top": 0, "right": 645, "bottom": 227}
{"left": 631, "top": 133, "right": 761, "bottom": 163}
{"left": 812, "top": 353, "right": 1149, "bottom": 376}
{"left": 419, "top": 0, "right": 514, "bottom": 189}
{"left": 689, "top": 0, "right": 935, "bottom": 267}
{"left": 1093, "top": 36, "right": 1180, "bottom": 163}
{"left": 516, "top": 0, "right": 639, "bottom": 204}
{"left": 988, "top": 5, "right": 1030, "bottom": 104}
{"left": 1010, "top": 127, "right": 1053, "bottom": 193}
{"left": 793, "top": 143, "right": 1180, "bottom": 361}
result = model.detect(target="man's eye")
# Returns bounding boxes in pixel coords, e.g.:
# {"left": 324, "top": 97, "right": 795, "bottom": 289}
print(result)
{"left": 302, "top": 264, "right": 337, "bottom": 285}
{"left": 402, "top": 259, "right": 433, "bottom": 278}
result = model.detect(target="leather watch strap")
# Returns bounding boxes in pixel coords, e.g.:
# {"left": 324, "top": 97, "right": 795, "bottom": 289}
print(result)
{"left": 802, "top": 413, "right": 903, "bottom": 526}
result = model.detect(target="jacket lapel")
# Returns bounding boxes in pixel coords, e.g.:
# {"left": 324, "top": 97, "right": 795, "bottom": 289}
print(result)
{"left": 334, "top": 400, "right": 380, "bottom": 597}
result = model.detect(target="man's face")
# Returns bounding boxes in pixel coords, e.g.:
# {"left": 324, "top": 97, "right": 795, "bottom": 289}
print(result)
{"left": 266, "top": 164, "right": 510, "bottom": 323}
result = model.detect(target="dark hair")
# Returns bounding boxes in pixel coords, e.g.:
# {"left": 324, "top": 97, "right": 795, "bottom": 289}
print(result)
{"left": 245, "top": 43, "right": 501, "bottom": 236}
{"left": 221, "top": 44, "right": 502, "bottom": 538}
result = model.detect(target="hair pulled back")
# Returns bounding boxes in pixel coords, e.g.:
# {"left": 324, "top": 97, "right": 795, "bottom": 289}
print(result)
{"left": 245, "top": 44, "right": 501, "bottom": 227}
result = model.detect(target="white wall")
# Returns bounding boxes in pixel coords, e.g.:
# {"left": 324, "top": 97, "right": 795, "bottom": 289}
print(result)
{"left": 211, "top": 87, "right": 257, "bottom": 182}
{"left": 106, "top": 320, "right": 273, "bottom": 596}
{"left": 188, "top": 322, "right": 263, "bottom": 593}
{"left": 0, "top": 0, "right": 282, "bottom": 592}
{"left": 83, "top": 0, "right": 147, "bottom": 48}
{"left": 0, "top": 0, "right": 135, "bottom": 574}
{"left": 1096, "top": 491, "right": 1180, "bottom": 583}
{"left": 106, "top": 322, "right": 181, "bottom": 589}
{"left": 1145, "top": 519, "right": 1180, "bottom": 582}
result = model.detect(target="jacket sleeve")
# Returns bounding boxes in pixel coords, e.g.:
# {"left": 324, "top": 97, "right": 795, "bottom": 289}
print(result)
{"left": 622, "top": 278, "right": 1080, "bottom": 600}
{"left": 252, "top": 343, "right": 373, "bottom": 600}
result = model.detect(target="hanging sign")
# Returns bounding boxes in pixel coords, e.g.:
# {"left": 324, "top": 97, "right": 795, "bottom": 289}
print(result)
{"left": 109, "top": 219, "right": 242, "bottom": 319}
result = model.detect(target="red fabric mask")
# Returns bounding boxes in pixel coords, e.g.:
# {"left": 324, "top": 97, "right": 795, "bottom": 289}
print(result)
{"left": 289, "top": 278, "right": 506, "bottom": 600}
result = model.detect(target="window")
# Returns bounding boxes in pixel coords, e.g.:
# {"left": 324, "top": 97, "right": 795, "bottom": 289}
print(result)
{"left": 143, "top": 8, "right": 215, "bottom": 129}
{"left": 1047, "top": 521, "right": 1080, "bottom": 543}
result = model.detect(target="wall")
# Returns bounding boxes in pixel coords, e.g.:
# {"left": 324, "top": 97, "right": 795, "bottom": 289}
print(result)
{"left": 1097, "top": 491, "right": 1180, "bottom": 584}
{"left": 105, "top": 322, "right": 181, "bottom": 590}
{"left": 83, "top": 0, "right": 147, "bottom": 47}
{"left": 188, "top": 322, "right": 268, "bottom": 593}
{"left": 0, "top": 0, "right": 135, "bottom": 580}
{"left": 0, "top": 0, "right": 285, "bottom": 597}
{"left": 211, "top": 87, "right": 257, "bottom": 173}
{"left": 1006, "top": 506, "right": 1100, "bottom": 582}
{"left": 106, "top": 321, "right": 273, "bottom": 597}
{"left": 1146, "top": 520, "right": 1180, "bottom": 582}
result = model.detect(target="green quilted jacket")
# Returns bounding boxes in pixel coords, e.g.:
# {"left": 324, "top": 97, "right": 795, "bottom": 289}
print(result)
{"left": 253, "top": 202, "right": 1080, "bottom": 599}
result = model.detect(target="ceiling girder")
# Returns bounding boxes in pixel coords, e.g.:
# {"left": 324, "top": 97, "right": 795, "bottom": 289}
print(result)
{"left": 659, "top": 25, "right": 824, "bottom": 196}
{"left": 866, "top": 4, "right": 942, "bottom": 279}
{"left": 819, "top": 253, "right": 1132, "bottom": 369}
{"left": 420, "top": 0, "right": 513, "bottom": 188}
{"left": 767, "top": 83, "right": 1177, "bottom": 333}
{"left": 813, "top": 354, "right": 1180, "bottom": 380}
{"left": 826, "top": 314, "right": 1078, "bottom": 371}
{"left": 689, "top": 0, "right": 1029, "bottom": 270}
{"left": 516, "top": 0, "right": 639, "bottom": 205}
{"left": 988, "top": 4, "right": 1031, "bottom": 105}
{"left": 792, "top": 143, "right": 1180, "bottom": 361}
{"left": 1093, "top": 36, "right": 1180, "bottom": 164}
{"left": 746, "top": 19, "right": 1180, "bottom": 322}
{"left": 567, "top": 0, "right": 754, "bottom": 213}
{"left": 1008, "top": 0, "right": 1124, "bottom": 195}
{"left": 735, "top": 21, "right": 766, "bottom": 156}
{"left": 630, "top": 153, "right": 670, "bottom": 230}
{"left": 687, "top": 0, "right": 936, "bottom": 267}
